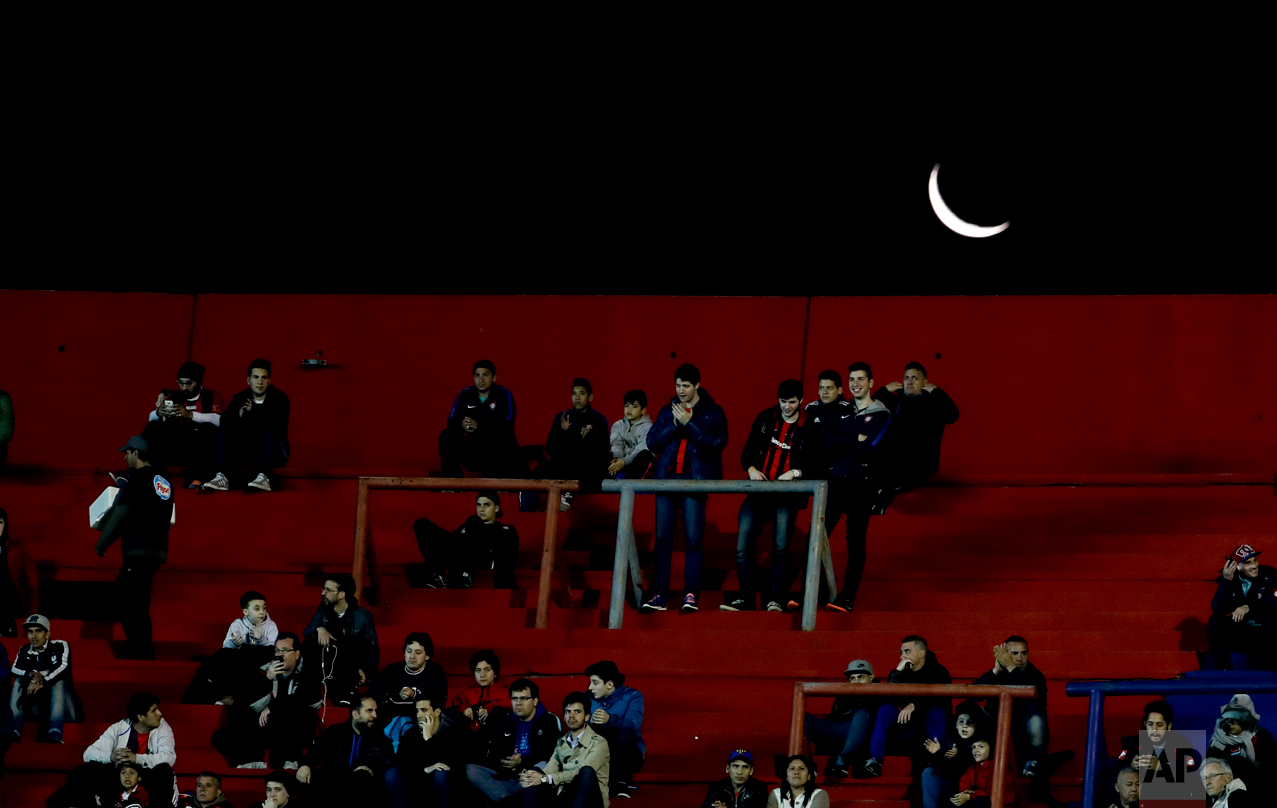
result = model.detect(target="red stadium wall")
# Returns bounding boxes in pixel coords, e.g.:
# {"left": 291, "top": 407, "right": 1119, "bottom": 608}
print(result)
{"left": 1, "top": 292, "right": 1272, "bottom": 479}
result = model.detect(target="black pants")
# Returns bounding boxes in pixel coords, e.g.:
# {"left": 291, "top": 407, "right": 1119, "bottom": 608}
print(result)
{"left": 116, "top": 556, "right": 162, "bottom": 660}
{"left": 413, "top": 518, "right": 517, "bottom": 588}
{"left": 312, "top": 766, "right": 388, "bottom": 805}
{"left": 521, "top": 766, "right": 604, "bottom": 808}
{"left": 1208, "top": 612, "right": 1276, "bottom": 669}
{"left": 142, "top": 419, "right": 218, "bottom": 483}
{"left": 212, "top": 700, "right": 317, "bottom": 767}
{"left": 218, "top": 423, "right": 288, "bottom": 478}
{"left": 823, "top": 479, "right": 874, "bottom": 603}
{"left": 590, "top": 724, "right": 642, "bottom": 793}
{"left": 439, "top": 428, "right": 521, "bottom": 478}
{"left": 48, "top": 761, "right": 177, "bottom": 808}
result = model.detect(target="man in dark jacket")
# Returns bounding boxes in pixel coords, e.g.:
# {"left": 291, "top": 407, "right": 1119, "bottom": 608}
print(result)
{"left": 369, "top": 632, "right": 449, "bottom": 722}
{"left": 213, "top": 632, "right": 321, "bottom": 770}
{"left": 722, "top": 379, "right": 811, "bottom": 613}
{"left": 8, "top": 614, "right": 78, "bottom": 743}
{"left": 203, "top": 359, "right": 290, "bottom": 493}
{"left": 95, "top": 435, "right": 175, "bottom": 660}
{"left": 701, "top": 749, "right": 768, "bottom": 808}
{"left": 385, "top": 695, "right": 462, "bottom": 808}
{"left": 1109, "top": 700, "right": 1203, "bottom": 803}
{"left": 303, "top": 574, "right": 378, "bottom": 705}
{"left": 541, "top": 378, "right": 610, "bottom": 504}
{"left": 860, "top": 635, "right": 952, "bottom": 778}
{"left": 142, "top": 360, "right": 224, "bottom": 489}
{"left": 804, "top": 365, "right": 892, "bottom": 612}
{"left": 804, "top": 659, "right": 880, "bottom": 777}
{"left": 972, "top": 636, "right": 1052, "bottom": 777}
{"left": 466, "top": 678, "right": 563, "bottom": 805}
{"left": 871, "top": 361, "right": 959, "bottom": 494}
{"left": 1209, "top": 544, "right": 1277, "bottom": 671}
{"left": 586, "top": 660, "right": 645, "bottom": 798}
{"left": 413, "top": 493, "right": 519, "bottom": 590}
{"left": 296, "top": 695, "right": 392, "bottom": 800}
{"left": 438, "top": 359, "right": 520, "bottom": 478}
{"left": 641, "top": 363, "right": 729, "bottom": 614}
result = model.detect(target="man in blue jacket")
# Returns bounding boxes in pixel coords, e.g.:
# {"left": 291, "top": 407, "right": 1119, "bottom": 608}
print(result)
{"left": 586, "top": 660, "right": 645, "bottom": 800}
{"left": 438, "top": 359, "right": 520, "bottom": 478}
{"left": 641, "top": 363, "right": 729, "bottom": 614}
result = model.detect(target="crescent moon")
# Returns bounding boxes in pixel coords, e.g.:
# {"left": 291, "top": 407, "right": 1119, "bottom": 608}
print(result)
{"left": 928, "top": 163, "right": 1009, "bottom": 238}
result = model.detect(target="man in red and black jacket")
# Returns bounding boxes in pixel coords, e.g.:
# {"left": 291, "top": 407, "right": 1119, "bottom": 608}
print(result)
{"left": 142, "top": 361, "right": 223, "bottom": 489}
{"left": 722, "top": 379, "right": 811, "bottom": 613}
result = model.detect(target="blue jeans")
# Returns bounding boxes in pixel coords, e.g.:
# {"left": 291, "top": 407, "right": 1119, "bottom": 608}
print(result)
{"left": 805, "top": 708, "right": 872, "bottom": 764}
{"left": 922, "top": 766, "right": 956, "bottom": 808}
{"left": 9, "top": 677, "right": 72, "bottom": 738}
{"left": 522, "top": 765, "right": 604, "bottom": 808}
{"left": 870, "top": 703, "right": 948, "bottom": 761}
{"left": 466, "top": 765, "right": 523, "bottom": 805}
{"left": 736, "top": 495, "right": 798, "bottom": 601}
{"left": 653, "top": 492, "right": 706, "bottom": 596}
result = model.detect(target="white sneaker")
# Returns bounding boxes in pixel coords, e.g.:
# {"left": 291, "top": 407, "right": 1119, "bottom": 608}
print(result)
{"left": 559, "top": 492, "right": 573, "bottom": 512}
{"left": 284, "top": 760, "right": 299, "bottom": 770}
{"left": 247, "top": 473, "right": 272, "bottom": 492}
{"left": 203, "top": 472, "right": 229, "bottom": 491}
{"left": 237, "top": 761, "right": 267, "bottom": 769}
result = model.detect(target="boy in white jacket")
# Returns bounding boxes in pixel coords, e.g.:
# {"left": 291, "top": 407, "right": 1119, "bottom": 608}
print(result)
{"left": 608, "top": 390, "right": 653, "bottom": 479}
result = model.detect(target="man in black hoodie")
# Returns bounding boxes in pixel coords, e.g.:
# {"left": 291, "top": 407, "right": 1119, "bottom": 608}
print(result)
{"left": 540, "top": 378, "right": 610, "bottom": 509}
{"left": 972, "top": 636, "right": 1052, "bottom": 778}
{"left": 203, "top": 359, "right": 290, "bottom": 493}
{"left": 859, "top": 635, "right": 952, "bottom": 778}
{"left": 95, "top": 435, "right": 176, "bottom": 660}
{"left": 296, "top": 695, "right": 392, "bottom": 802}
{"left": 303, "top": 574, "right": 379, "bottom": 705}
{"left": 1209, "top": 544, "right": 1277, "bottom": 671}
{"left": 872, "top": 361, "right": 959, "bottom": 495}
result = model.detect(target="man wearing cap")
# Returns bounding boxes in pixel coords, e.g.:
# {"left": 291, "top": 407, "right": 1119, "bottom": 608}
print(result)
{"left": 204, "top": 359, "right": 291, "bottom": 493}
{"left": 8, "top": 614, "right": 79, "bottom": 743}
{"left": 1209, "top": 544, "right": 1277, "bottom": 671}
{"left": 701, "top": 749, "right": 767, "bottom": 807}
{"left": 142, "top": 360, "right": 224, "bottom": 489}
{"left": 803, "top": 659, "right": 881, "bottom": 778}
{"left": 439, "top": 359, "right": 521, "bottom": 478}
{"left": 95, "top": 436, "right": 175, "bottom": 660}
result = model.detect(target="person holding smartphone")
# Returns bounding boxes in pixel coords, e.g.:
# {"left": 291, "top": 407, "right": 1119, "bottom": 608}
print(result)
{"left": 1209, "top": 544, "right": 1277, "bottom": 671}
{"left": 142, "top": 361, "right": 223, "bottom": 489}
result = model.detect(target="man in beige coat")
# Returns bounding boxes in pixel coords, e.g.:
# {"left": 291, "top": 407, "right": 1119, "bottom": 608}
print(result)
{"left": 519, "top": 690, "right": 611, "bottom": 807}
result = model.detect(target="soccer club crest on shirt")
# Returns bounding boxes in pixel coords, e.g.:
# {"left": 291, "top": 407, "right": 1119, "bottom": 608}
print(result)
{"left": 154, "top": 476, "right": 172, "bottom": 500}
{"left": 864, "top": 416, "right": 871, "bottom": 422}
{"left": 490, "top": 402, "right": 496, "bottom": 410}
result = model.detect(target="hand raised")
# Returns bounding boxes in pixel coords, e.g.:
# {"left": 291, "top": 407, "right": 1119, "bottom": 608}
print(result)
{"left": 1222, "top": 559, "right": 1237, "bottom": 580}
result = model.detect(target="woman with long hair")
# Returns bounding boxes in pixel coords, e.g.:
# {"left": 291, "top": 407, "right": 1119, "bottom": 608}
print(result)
{"left": 769, "top": 754, "right": 830, "bottom": 808}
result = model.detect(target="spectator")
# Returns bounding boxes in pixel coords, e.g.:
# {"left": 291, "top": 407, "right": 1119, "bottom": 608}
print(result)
{"left": 768, "top": 754, "right": 829, "bottom": 808}
{"left": 803, "top": 659, "right": 880, "bottom": 778}
{"left": 1, "top": 506, "right": 40, "bottom": 637}
{"left": 466, "top": 677, "right": 562, "bottom": 805}
{"left": 860, "top": 635, "right": 952, "bottom": 778}
{"left": 185, "top": 590, "right": 279, "bottom": 705}
{"left": 370, "top": 632, "right": 448, "bottom": 722}
{"left": 518, "top": 690, "right": 610, "bottom": 808}
{"left": 608, "top": 390, "right": 653, "bottom": 480}
{"left": 723, "top": 379, "right": 811, "bottom": 613}
{"left": 1108, "top": 766, "right": 1139, "bottom": 808}
{"left": 702, "top": 748, "right": 767, "bottom": 808}
{"left": 872, "top": 361, "right": 959, "bottom": 496}
{"left": 49, "top": 691, "right": 177, "bottom": 808}
{"left": 255, "top": 771, "right": 297, "bottom": 807}
{"left": 9, "top": 613, "right": 79, "bottom": 743}
{"left": 1207, "top": 694, "right": 1276, "bottom": 802}
{"left": 413, "top": 493, "right": 519, "bottom": 590}
{"left": 212, "top": 632, "right": 321, "bottom": 771}
{"left": 439, "top": 359, "right": 520, "bottom": 478}
{"left": 641, "top": 363, "right": 729, "bottom": 614}
{"left": 971, "top": 636, "right": 1050, "bottom": 777}
{"left": 303, "top": 573, "right": 378, "bottom": 705}
{"left": 1209, "top": 544, "right": 1277, "bottom": 670}
{"left": 921, "top": 701, "right": 987, "bottom": 808}
{"left": 112, "top": 760, "right": 149, "bottom": 807}
{"left": 585, "top": 660, "right": 645, "bottom": 799}
{"left": 142, "top": 361, "right": 224, "bottom": 489}
{"left": 385, "top": 695, "right": 461, "bottom": 808}
{"left": 1201, "top": 758, "right": 1257, "bottom": 808}
{"left": 1111, "top": 699, "right": 1201, "bottom": 801}
{"left": 807, "top": 363, "right": 891, "bottom": 613}
{"left": 541, "top": 378, "right": 610, "bottom": 510}
{"left": 203, "top": 359, "right": 290, "bottom": 493}
{"left": 0, "top": 388, "right": 12, "bottom": 470}
{"left": 295, "top": 695, "right": 392, "bottom": 801}
{"left": 450, "top": 649, "right": 512, "bottom": 733}
{"left": 95, "top": 435, "right": 175, "bottom": 660}
{"left": 952, "top": 735, "right": 1013, "bottom": 808}
{"left": 180, "top": 771, "right": 235, "bottom": 807}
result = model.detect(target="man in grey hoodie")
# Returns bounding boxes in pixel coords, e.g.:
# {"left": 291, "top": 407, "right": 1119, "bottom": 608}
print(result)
{"left": 608, "top": 390, "right": 653, "bottom": 480}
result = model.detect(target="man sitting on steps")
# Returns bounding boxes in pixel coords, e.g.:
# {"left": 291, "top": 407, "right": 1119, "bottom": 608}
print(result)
{"left": 1208, "top": 544, "right": 1277, "bottom": 671}
{"left": 302, "top": 574, "right": 378, "bottom": 706}
{"left": 204, "top": 359, "right": 290, "bottom": 493}
{"left": 858, "top": 635, "right": 952, "bottom": 779}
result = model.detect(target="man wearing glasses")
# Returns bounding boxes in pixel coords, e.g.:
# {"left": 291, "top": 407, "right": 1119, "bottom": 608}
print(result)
{"left": 802, "top": 659, "right": 881, "bottom": 777}
{"left": 467, "top": 678, "right": 562, "bottom": 805}
{"left": 303, "top": 574, "right": 379, "bottom": 706}
{"left": 142, "top": 360, "right": 223, "bottom": 489}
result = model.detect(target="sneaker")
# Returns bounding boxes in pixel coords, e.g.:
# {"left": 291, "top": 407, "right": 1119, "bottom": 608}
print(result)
{"left": 1022, "top": 760, "right": 1039, "bottom": 778}
{"left": 186, "top": 480, "right": 203, "bottom": 490}
{"left": 215, "top": 696, "right": 235, "bottom": 706}
{"left": 237, "top": 761, "right": 267, "bottom": 769}
{"left": 853, "top": 758, "right": 881, "bottom": 778}
{"left": 456, "top": 572, "right": 474, "bottom": 589}
{"left": 639, "top": 594, "right": 667, "bottom": 613}
{"left": 767, "top": 600, "right": 783, "bottom": 612}
{"left": 284, "top": 760, "right": 299, "bottom": 770}
{"left": 424, "top": 573, "right": 448, "bottom": 589}
{"left": 824, "top": 594, "right": 854, "bottom": 613}
{"left": 826, "top": 759, "right": 850, "bottom": 778}
{"left": 681, "top": 593, "right": 699, "bottom": 612}
{"left": 559, "top": 492, "right": 573, "bottom": 512}
{"left": 719, "top": 598, "right": 752, "bottom": 612}
{"left": 247, "top": 473, "right": 272, "bottom": 492}
{"left": 203, "top": 472, "right": 229, "bottom": 491}
{"left": 613, "top": 785, "right": 631, "bottom": 798}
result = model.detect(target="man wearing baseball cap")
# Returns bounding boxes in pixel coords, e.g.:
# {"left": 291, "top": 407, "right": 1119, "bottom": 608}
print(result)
{"left": 802, "top": 659, "right": 882, "bottom": 778}
{"left": 9, "top": 614, "right": 79, "bottom": 743}
{"left": 1209, "top": 544, "right": 1277, "bottom": 671}
{"left": 701, "top": 749, "right": 767, "bottom": 808}
{"left": 96, "top": 435, "right": 176, "bottom": 660}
